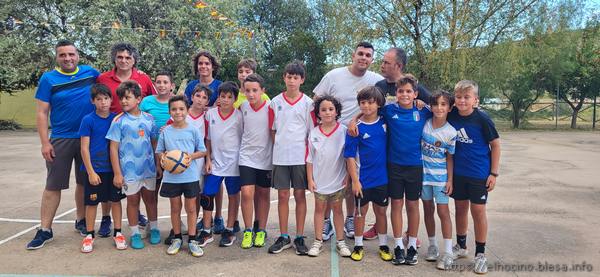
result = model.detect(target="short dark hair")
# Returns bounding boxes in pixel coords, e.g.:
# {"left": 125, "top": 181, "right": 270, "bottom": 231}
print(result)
{"left": 192, "top": 84, "right": 213, "bottom": 103}
{"left": 110, "top": 42, "right": 141, "bottom": 67}
{"left": 283, "top": 60, "right": 305, "bottom": 78}
{"left": 389, "top": 47, "right": 407, "bottom": 69}
{"left": 396, "top": 74, "right": 418, "bottom": 91}
{"left": 356, "top": 41, "right": 374, "bottom": 51}
{"left": 155, "top": 70, "right": 174, "bottom": 83}
{"left": 192, "top": 50, "right": 220, "bottom": 78}
{"left": 116, "top": 80, "right": 142, "bottom": 99}
{"left": 90, "top": 83, "right": 112, "bottom": 100}
{"left": 243, "top": 73, "right": 265, "bottom": 89}
{"left": 357, "top": 86, "right": 385, "bottom": 107}
{"left": 55, "top": 40, "right": 76, "bottom": 51}
{"left": 314, "top": 95, "right": 342, "bottom": 122}
{"left": 169, "top": 94, "right": 189, "bottom": 110}
{"left": 218, "top": 81, "right": 239, "bottom": 100}
{"left": 430, "top": 90, "right": 455, "bottom": 107}
{"left": 237, "top": 58, "right": 258, "bottom": 71}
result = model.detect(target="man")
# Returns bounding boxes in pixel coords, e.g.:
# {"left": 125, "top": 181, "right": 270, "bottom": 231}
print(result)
{"left": 376, "top": 47, "right": 431, "bottom": 102}
{"left": 27, "top": 40, "right": 100, "bottom": 250}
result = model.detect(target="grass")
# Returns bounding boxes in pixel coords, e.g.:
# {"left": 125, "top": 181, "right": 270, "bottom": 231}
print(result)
{"left": 0, "top": 89, "right": 37, "bottom": 129}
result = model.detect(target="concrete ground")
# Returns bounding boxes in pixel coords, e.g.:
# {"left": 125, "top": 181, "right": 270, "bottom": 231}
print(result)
{"left": 0, "top": 130, "right": 598, "bottom": 276}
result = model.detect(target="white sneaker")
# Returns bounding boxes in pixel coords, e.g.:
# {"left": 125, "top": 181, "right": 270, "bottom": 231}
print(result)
{"left": 336, "top": 240, "right": 352, "bottom": 257}
{"left": 425, "top": 245, "right": 439, "bottom": 261}
{"left": 113, "top": 232, "right": 128, "bottom": 250}
{"left": 437, "top": 252, "right": 454, "bottom": 270}
{"left": 167, "top": 238, "right": 182, "bottom": 255}
{"left": 189, "top": 240, "right": 204, "bottom": 257}
{"left": 81, "top": 235, "right": 94, "bottom": 253}
{"left": 473, "top": 253, "right": 488, "bottom": 274}
{"left": 308, "top": 240, "right": 323, "bottom": 257}
{"left": 452, "top": 244, "right": 468, "bottom": 259}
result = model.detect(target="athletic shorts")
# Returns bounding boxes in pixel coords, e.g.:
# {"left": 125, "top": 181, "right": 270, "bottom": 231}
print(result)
{"left": 421, "top": 185, "right": 449, "bottom": 204}
{"left": 451, "top": 175, "right": 488, "bottom": 204}
{"left": 387, "top": 164, "right": 423, "bottom": 201}
{"left": 355, "top": 185, "right": 389, "bottom": 207}
{"left": 239, "top": 166, "right": 272, "bottom": 188}
{"left": 272, "top": 165, "right": 307, "bottom": 190}
{"left": 160, "top": 181, "right": 200, "bottom": 199}
{"left": 203, "top": 175, "right": 241, "bottom": 196}
{"left": 314, "top": 187, "right": 346, "bottom": 202}
{"left": 83, "top": 172, "right": 125, "bottom": 205}
{"left": 45, "top": 138, "right": 85, "bottom": 191}
{"left": 122, "top": 178, "right": 156, "bottom": 196}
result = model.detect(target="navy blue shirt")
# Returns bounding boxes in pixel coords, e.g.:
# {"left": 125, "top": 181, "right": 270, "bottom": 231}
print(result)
{"left": 344, "top": 117, "right": 388, "bottom": 189}
{"left": 79, "top": 112, "right": 117, "bottom": 173}
{"left": 383, "top": 103, "right": 432, "bottom": 166}
{"left": 184, "top": 79, "right": 223, "bottom": 107}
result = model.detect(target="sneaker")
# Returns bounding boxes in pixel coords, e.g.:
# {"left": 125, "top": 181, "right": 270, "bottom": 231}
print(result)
{"left": 350, "top": 246, "right": 364, "bottom": 261}
{"left": 425, "top": 245, "right": 439, "bottom": 261}
{"left": 138, "top": 213, "right": 148, "bottom": 227}
{"left": 379, "top": 245, "right": 393, "bottom": 261}
{"left": 114, "top": 232, "right": 128, "bottom": 250}
{"left": 164, "top": 229, "right": 175, "bottom": 245}
{"left": 452, "top": 244, "right": 469, "bottom": 259}
{"left": 473, "top": 253, "right": 488, "bottom": 274}
{"left": 268, "top": 236, "right": 292, "bottom": 254}
{"left": 405, "top": 246, "right": 418, "bottom": 265}
{"left": 322, "top": 218, "right": 334, "bottom": 241}
{"left": 219, "top": 229, "right": 236, "bottom": 247}
{"left": 149, "top": 228, "right": 160, "bottom": 245}
{"left": 166, "top": 238, "right": 182, "bottom": 255}
{"left": 437, "top": 252, "right": 454, "bottom": 270}
{"left": 308, "top": 240, "right": 323, "bottom": 257}
{"left": 402, "top": 232, "right": 422, "bottom": 248}
{"left": 98, "top": 216, "right": 112, "bottom": 238}
{"left": 344, "top": 217, "right": 355, "bottom": 238}
{"left": 81, "top": 235, "right": 94, "bottom": 253}
{"left": 232, "top": 220, "right": 241, "bottom": 233}
{"left": 293, "top": 236, "right": 308, "bottom": 255}
{"left": 336, "top": 240, "right": 352, "bottom": 257}
{"left": 196, "top": 219, "right": 205, "bottom": 232}
{"left": 75, "top": 219, "right": 86, "bottom": 237}
{"left": 391, "top": 246, "right": 405, "bottom": 265}
{"left": 363, "top": 224, "right": 378, "bottom": 240}
{"left": 189, "top": 240, "right": 204, "bottom": 257}
{"left": 254, "top": 230, "right": 266, "bottom": 248}
{"left": 26, "top": 229, "right": 53, "bottom": 250}
{"left": 241, "top": 230, "right": 253, "bottom": 249}
{"left": 130, "top": 233, "right": 144, "bottom": 249}
{"left": 213, "top": 216, "right": 225, "bottom": 234}
{"left": 197, "top": 230, "right": 214, "bottom": 247}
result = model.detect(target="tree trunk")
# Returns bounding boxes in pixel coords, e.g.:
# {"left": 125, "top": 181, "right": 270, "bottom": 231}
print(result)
{"left": 571, "top": 108, "right": 581, "bottom": 129}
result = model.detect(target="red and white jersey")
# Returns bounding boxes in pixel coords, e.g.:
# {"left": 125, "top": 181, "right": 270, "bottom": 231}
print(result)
{"left": 307, "top": 123, "right": 347, "bottom": 194}
{"left": 239, "top": 100, "right": 273, "bottom": 170}
{"left": 269, "top": 92, "right": 316, "bottom": 166}
{"left": 205, "top": 107, "right": 243, "bottom": 176}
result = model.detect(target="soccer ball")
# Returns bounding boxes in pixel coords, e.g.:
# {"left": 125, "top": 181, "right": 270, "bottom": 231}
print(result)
{"left": 161, "top": 150, "right": 191, "bottom": 174}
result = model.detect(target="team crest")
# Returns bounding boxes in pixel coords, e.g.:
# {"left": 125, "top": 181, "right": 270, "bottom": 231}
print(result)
{"left": 277, "top": 105, "right": 282, "bottom": 111}
{"left": 212, "top": 119, "right": 215, "bottom": 124}
{"left": 413, "top": 111, "right": 420, "bottom": 121}
{"left": 244, "top": 111, "right": 248, "bottom": 116}
{"left": 90, "top": 194, "right": 97, "bottom": 201}
{"left": 434, "top": 141, "right": 442, "bottom": 147}
{"left": 138, "top": 129, "right": 145, "bottom": 137}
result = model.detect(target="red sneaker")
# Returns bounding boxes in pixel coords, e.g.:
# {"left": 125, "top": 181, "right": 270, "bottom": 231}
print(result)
{"left": 363, "top": 224, "right": 378, "bottom": 240}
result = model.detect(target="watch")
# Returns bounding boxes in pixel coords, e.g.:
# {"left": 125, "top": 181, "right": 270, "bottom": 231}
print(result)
{"left": 490, "top": 172, "right": 499, "bottom": 177}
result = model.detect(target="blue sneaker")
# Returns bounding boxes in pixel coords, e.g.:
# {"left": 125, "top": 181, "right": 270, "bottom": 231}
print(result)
{"left": 213, "top": 216, "right": 225, "bottom": 234}
{"left": 75, "top": 219, "right": 87, "bottom": 237}
{"left": 130, "top": 233, "right": 145, "bottom": 249}
{"left": 232, "top": 220, "right": 241, "bottom": 233}
{"left": 149, "top": 229, "right": 160, "bottom": 245}
{"left": 138, "top": 213, "right": 148, "bottom": 227}
{"left": 98, "top": 216, "right": 112, "bottom": 238}
{"left": 196, "top": 218, "right": 205, "bottom": 231}
{"left": 26, "top": 229, "right": 53, "bottom": 250}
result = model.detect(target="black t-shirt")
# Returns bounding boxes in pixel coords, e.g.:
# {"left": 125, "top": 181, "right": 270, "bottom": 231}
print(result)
{"left": 375, "top": 79, "right": 431, "bottom": 102}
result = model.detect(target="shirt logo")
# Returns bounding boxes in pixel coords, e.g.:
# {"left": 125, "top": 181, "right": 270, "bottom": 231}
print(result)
{"left": 277, "top": 105, "right": 282, "bottom": 111}
{"left": 457, "top": 128, "right": 473, "bottom": 143}
{"left": 363, "top": 133, "right": 371, "bottom": 139}
{"left": 392, "top": 114, "right": 399, "bottom": 119}
{"left": 89, "top": 193, "right": 97, "bottom": 201}
{"left": 481, "top": 195, "right": 486, "bottom": 200}
{"left": 434, "top": 141, "right": 442, "bottom": 147}
{"left": 211, "top": 119, "right": 215, "bottom": 124}
{"left": 413, "top": 111, "right": 420, "bottom": 121}
{"left": 244, "top": 111, "right": 248, "bottom": 116}
{"left": 138, "top": 129, "right": 145, "bottom": 137}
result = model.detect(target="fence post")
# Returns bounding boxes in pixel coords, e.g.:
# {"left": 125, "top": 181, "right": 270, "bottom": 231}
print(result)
{"left": 593, "top": 96, "right": 597, "bottom": 130}
{"left": 555, "top": 84, "right": 559, "bottom": 129}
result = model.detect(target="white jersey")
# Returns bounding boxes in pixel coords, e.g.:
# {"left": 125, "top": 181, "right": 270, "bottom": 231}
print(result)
{"left": 269, "top": 93, "right": 315, "bottom": 166}
{"left": 239, "top": 100, "right": 273, "bottom": 170}
{"left": 313, "top": 67, "right": 383, "bottom": 125}
{"left": 205, "top": 107, "right": 243, "bottom": 176}
{"left": 186, "top": 112, "right": 207, "bottom": 176}
{"left": 307, "top": 123, "right": 347, "bottom": 194}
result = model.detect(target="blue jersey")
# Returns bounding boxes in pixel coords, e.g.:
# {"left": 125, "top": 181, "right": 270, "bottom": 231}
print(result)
{"left": 140, "top": 96, "right": 170, "bottom": 129}
{"left": 421, "top": 119, "right": 457, "bottom": 186}
{"left": 35, "top": 65, "right": 99, "bottom": 138}
{"left": 383, "top": 103, "right": 432, "bottom": 166}
{"left": 184, "top": 79, "right": 222, "bottom": 107}
{"left": 448, "top": 108, "right": 499, "bottom": 180}
{"left": 106, "top": 112, "right": 158, "bottom": 182}
{"left": 344, "top": 117, "right": 388, "bottom": 189}
{"left": 156, "top": 124, "right": 206, "bottom": 184}
{"left": 79, "top": 112, "right": 116, "bottom": 173}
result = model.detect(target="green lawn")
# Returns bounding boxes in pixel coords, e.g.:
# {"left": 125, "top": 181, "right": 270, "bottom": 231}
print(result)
{"left": 0, "top": 89, "right": 37, "bottom": 129}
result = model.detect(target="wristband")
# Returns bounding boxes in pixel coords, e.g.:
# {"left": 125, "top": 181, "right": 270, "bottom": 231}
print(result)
{"left": 490, "top": 172, "right": 499, "bottom": 177}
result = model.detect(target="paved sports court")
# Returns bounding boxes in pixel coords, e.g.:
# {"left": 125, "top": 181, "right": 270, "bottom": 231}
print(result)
{"left": 0, "top": 130, "right": 598, "bottom": 276}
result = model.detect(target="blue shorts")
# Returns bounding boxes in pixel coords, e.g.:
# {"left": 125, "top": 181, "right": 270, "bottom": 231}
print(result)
{"left": 202, "top": 175, "right": 241, "bottom": 196}
{"left": 421, "top": 185, "right": 449, "bottom": 204}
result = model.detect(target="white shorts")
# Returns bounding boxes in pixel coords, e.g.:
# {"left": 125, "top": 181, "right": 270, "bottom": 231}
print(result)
{"left": 123, "top": 178, "right": 156, "bottom": 196}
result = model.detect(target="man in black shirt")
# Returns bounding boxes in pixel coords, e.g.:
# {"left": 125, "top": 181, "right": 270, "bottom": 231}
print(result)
{"left": 375, "top": 48, "right": 431, "bottom": 102}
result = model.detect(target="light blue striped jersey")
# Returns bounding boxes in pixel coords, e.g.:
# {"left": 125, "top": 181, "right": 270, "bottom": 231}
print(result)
{"left": 421, "top": 119, "right": 457, "bottom": 186}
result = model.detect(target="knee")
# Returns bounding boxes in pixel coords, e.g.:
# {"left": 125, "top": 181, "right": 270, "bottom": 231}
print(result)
{"left": 200, "top": 195, "right": 215, "bottom": 211}
{"left": 278, "top": 190, "right": 290, "bottom": 199}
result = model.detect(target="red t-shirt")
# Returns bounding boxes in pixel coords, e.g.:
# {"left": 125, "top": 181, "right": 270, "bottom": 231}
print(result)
{"left": 97, "top": 68, "right": 156, "bottom": 113}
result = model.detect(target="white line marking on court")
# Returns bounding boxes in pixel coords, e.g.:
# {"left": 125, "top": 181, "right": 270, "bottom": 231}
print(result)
{"left": 0, "top": 208, "right": 76, "bottom": 246}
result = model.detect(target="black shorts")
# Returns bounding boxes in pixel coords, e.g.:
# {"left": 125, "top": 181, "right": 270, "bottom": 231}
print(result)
{"left": 272, "top": 165, "right": 307, "bottom": 190}
{"left": 160, "top": 181, "right": 200, "bottom": 199}
{"left": 450, "top": 175, "right": 488, "bottom": 204}
{"left": 83, "top": 172, "right": 125, "bottom": 206}
{"left": 387, "top": 164, "right": 423, "bottom": 201}
{"left": 239, "top": 166, "right": 272, "bottom": 188}
{"left": 46, "top": 138, "right": 85, "bottom": 191}
{"left": 355, "top": 185, "right": 389, "bottom": 207}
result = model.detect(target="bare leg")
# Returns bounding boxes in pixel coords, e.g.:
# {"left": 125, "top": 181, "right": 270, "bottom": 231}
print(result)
{"left": 471, "top": 203, "right": 487, "bottom": 243}
{"left": 184, "top": 197, "right": 198, "bottom": 237}
{"left": 331, "top": 199, "right": 345, "bottom": 238}
{"left": 170, "top": 197, "right": 183, "bottom": 234}
{"left": 437, "top": 204, "right": 452, "bottom": 240}
{"left": 294, "top": 189, "right": 307, "bottom": 236}
{"left": 241, "top": 185, "right": 255, "bottom": 230}
{"left": 313, "top": 198, "right": 326, "bottom": 241}
{"left": 406, "top": 200, "right": 420, "bottom": 237}
{"left": 40, "top": 189, "right": 61, "bottom": 229}
{"left": 141, "top": 188, "right": 157, "bottom": 222}
{"left": 390, "top": 199, "right": 404, "bottom": 238}
{"left": 75, "top": 184, "right": 85, "bottom": 220}
{"left": 256, "top": 186, "right": 271, "bottom": 230}
{"left": 454, "top": 200, "right": 470, "bottom": 237}
{"left": 422, "top": 200, "right": 436, "bottom": 237}
{"left": 226, "top": 193, "right": 240, "bottom": 228}
{"left": 85, "top": 205, "right": 97, "bottom": 232}
{"left": 277, "top": 189, "right": 290, "bottom": 235}
{"left": 112, "top": 201, "right": 123, "bottom": 230}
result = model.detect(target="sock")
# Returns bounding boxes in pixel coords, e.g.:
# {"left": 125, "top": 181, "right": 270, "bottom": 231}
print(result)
{"left": 113, "top": 228, "right": 121, "bottom": 237}
{"left": 87, "top": 231, "right": 95, "bottom": 238}
{"left": 245, "top": 228, "right": 252, "bottom": 233}
{"left": 408, "top": 236, "right": 417, "bottom": 249}
{"left": 102, "top": 215, "right": 111, "bottom": 220}
{"left": 378, "top": 234, "right": 387, "bottom": 246}
{"left": 42, "top": 228, "right": 51, "bottom": 232}
{"left": 149, "top": 221, "right": 158, "bottom": 230}
{"left": 226, "top": 227, "right": 233, "bottom": 232}
{"left": 130, "top": 225, "right": 140, "bottom": 235}
{"left": 429, "top": 236, "right": 437, "bottom": 247}
{"left": 296, "top": 235, "right": 304, "bottom": 239}
{"left": 347, "top": 215, "right": 354, "bottom": 219}
{"left": 203, "top": 228, "right": 211, "bottom": 234}
{"left": 457, "top": 234, "right": 467, "bottom": 249}
{"left": 444, "top": 239, "right": 453, "bottom": 254}
{"left": 174, "top": 233, "right": 183, "bottom": 239}
{"left": 281, "top": 233, "right": 289, "bottom": 238}
{"left": 475, "top": 241, "right": 486, "bottom": 255}
{"left": 355, "top": 236, "right": 364, "bottom": 246}
{"left": 394, "top": 237, "right": 405, "bottom": 249}
{"left": 188, "top": 236, "right": 196, "bottom": 243}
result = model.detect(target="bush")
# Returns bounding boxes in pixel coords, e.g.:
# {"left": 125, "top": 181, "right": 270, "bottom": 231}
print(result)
{"left": 0, "top": 119, "right": 22, "bottom": 130}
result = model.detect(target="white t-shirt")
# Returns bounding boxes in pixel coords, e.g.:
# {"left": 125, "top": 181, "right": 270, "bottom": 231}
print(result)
{"left": 205, "top": 107, "right": 243, "bottom": 176}
{"left": 313, "top": 67, "right": 383, "bottom": 125}
{"left": 269, "top": 93, "right": 315, "bottom": 166}
{"left": 239, "top": 100, "right": 273, "bottom": 170}
{"left": 307, "top": 123, "right": 347, "bottom": 194}
{"left": 186, "top": 112, "right": 207, "bottom": 176}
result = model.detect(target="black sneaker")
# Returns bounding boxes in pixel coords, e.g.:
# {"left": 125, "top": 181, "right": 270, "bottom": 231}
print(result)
{"left": 198, "top": 230, "right": 214, "bottom": 247}
{"left": 405, "top": 246, "right": 418, "bottom": 265}
{"left": 75, "top": 219, "right": 86, "bottom": 237}
{"left": 293, "top": 236, "right": 308, "bottom": 255}
{"left": 392, "top": 246, "right": 406, "bottom": 265}
{"left": 164, "top": 229, "right": 175, "bottom": 245}
{"left": 219, "top": 229, "right": 236, "bottom": 247}
{"left": 268, "top": 236, "right": 292, "bottom": 254}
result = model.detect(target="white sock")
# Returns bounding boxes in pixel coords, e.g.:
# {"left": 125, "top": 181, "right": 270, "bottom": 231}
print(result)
{"left": 149, "top": 221, "right": 158, "bottom": 230}
{"left": 429, "top": 236, "right": 437, "bottom": 247}
{"left": 444, "top": 239, "right": 453, "bottom": 254}
{"left": 378, "top": 234, "right": 387, "bottom": 246}
{"left": 130, "top": 225, "right": 140, "bottom": 235}
{"left": 394, "top": 237, "right": 404, "bottom": 249}
{"left": 408, "top": 236, "right": 417, "bottom": 249}
{"left": 355, "top": 236, "right": 364, "bottom": 246}
{"left": 41, "top": 228, "right": 51, "bottom": 232}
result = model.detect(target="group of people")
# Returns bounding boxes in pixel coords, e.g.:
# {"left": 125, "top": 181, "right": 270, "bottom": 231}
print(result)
{"left": 26, "top": 39, "right": 500, "bottom": 274}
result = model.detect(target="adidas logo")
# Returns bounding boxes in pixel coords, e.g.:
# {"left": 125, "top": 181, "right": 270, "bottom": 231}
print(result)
{"left": 392, "top": 114, "right": 399, "bottom": 119}
{"left": 480, "top": 195, "right": 486, "bottom": 200}
{"left": 363, "top": 133, "right": 371, "bottom": 139}
{"left": 457, "top": 128, "right": 473, "bottom": 143}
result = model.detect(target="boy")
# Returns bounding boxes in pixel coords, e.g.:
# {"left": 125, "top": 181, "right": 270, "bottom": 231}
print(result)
{"left": 234, "top": 59, "right": 270, "bottom": 109}
{"left": 420, "top": 91, "right": 457, "bottom": 270}
{"left": 157, "top": 95, "right": 206, "bottom": 257}
{"left": 344, "top": 86, "right": 390, "bottom": 262}
{"left": 238, "top": 74, "right": 273, "bottom": 249}
{"left": 141, "top": 71, "right": 175, "bottom": 130}
{"left": 79, "top": 84, "right": 126, "bottom": 253}
{"left": 448, "top": 80, "right": 500, "bottom": 274}
{"left": 106, "top": 80, "right": 160, "bottom": 249}
{"left": 199, "top": 81, "right": 243, "bottom": 248}
{"left": 268, "top": 61, "right": 315, "bottom": 255}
